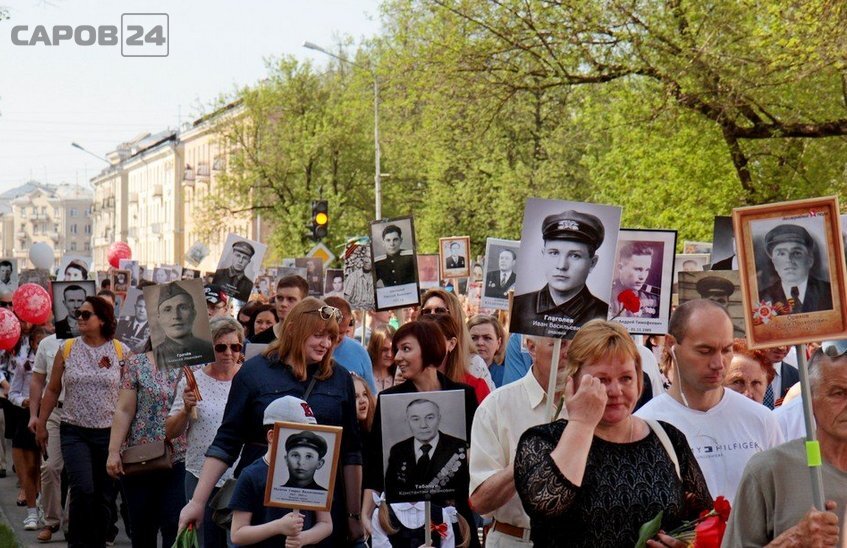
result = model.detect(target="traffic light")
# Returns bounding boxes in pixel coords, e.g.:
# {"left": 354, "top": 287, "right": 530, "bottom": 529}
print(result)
{"left": 311, "top": 200, "right": 328, "bottom": 241}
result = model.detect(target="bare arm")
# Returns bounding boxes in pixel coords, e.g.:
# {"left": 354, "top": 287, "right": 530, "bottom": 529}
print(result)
{"left": 165, "top": 385, "right": 196, "bottom": 440}
{"left": 549, "top": 376, "right": 606, "bottom": 486}
{"left": 230, "top": 510, "right": 303, "bottom": 545}
{"left": 470, "top": 465, "right": 515, "bottom": 515}
{"left": 106, "top": 389, "right": 137, "bottom": 478}
{"left": 361, "top": 489, "right": 377, "bottom": 537}
{"left": 178, "top": 456, "right": 230, "bottom": 529}
{"left": 27, "top": 372, "right": 46, "bottom": 433}
{"left": 294, "top": 511, "right": 332, "bottom": 546}
{"left": 35, "top": 352, "right": 64, "bottom": 451}
{"left": 765, "top": 503, "right": 839, "bottom": 547}
{"left": 344, "top": 464, "right": 364, "bottom": 539}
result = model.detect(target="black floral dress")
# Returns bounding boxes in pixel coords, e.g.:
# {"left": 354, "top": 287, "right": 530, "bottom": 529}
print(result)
{"left": 514, "top": 419, "right": 711, "bottom": 548}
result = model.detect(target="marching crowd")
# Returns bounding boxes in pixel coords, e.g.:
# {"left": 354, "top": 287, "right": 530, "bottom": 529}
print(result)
{"left": 1, "top": 270, "right": 847, "bottom": 548}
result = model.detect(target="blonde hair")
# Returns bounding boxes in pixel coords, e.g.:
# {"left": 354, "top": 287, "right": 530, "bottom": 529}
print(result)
{"left": 351, "top": 373, "right": 376, "bottom": 432}
{"left": 466, "top": 314, "right": 506, "bottom": 364}
{"left": 565, "top": 320, "right": 643, "bottom": 396}
{"left": 377, "top": 502, "right": 469, "bottom": 547}
{"left": 264, "top": 297, "right": 339, "bottom": 382}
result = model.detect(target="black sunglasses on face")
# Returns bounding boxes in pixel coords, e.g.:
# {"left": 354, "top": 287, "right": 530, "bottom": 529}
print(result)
{"left": 73, "top": 310, "right": 94, "bottom": 321}
{"left": 214, "top": 343, "right": 243, "bottom": 354}
{"left": 421, "top": 306, "right": 448, "bottom": 315}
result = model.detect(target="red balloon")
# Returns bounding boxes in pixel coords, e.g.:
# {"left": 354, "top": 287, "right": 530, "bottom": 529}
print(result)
{"left": 0, "top": 308, "right": 21, "bottom": 351}
{"left": 13, "top": 283, "right": 52, "bottom": 325}
{"left": 108, "top": 241, "right": 132, "bottom": 269}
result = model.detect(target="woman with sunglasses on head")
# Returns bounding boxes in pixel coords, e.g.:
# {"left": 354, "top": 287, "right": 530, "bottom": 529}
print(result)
{"left": 164, "top": 316, "right": 244, "bottom": 548}
{"left": 179, "top": 297, "right": 364, "bottom": 547}
{"left": 420, "top": 288, "right": 495, "bottom": 392}
{"left": 362, "top": 319, "right": 480, "bottom": 547}
{"left": 35, "top": 296, "right": 130, "bottom": 548}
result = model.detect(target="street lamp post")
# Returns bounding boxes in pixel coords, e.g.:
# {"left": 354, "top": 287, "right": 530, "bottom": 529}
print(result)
{"left": 71, "top": 142, "right": 110, "bottom": 164}
{"left": 303, "top": 41, "right": 382, "bottom": 220}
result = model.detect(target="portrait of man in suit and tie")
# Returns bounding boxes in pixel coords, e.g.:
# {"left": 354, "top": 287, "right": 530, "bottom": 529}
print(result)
{"left": 439, "top": 236, "right": 471, "bottom": 279}
{"left": 383, "top": 397, "right": 468, "bottom": 502}
{"left": 115, "top": 294, "right": 150, "bottom": 352}
{"left": 52, "top": 281, "right": 96, "bottom": 339}
{"left": 484, "top": 248, "right": 517, "bottom": 300}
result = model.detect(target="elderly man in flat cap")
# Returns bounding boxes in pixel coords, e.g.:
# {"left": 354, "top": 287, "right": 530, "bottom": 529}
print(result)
{"left": 758, "top": 224, "right": 832, "bottom": 314}
{"left": 213, "top": 240, "right": 256, "bottom": 300}
{"left": 511, "top": 210, "right": 608, "bottom": 336}
{"left": 153, "top": 283, "right": 213, "bottom": 368}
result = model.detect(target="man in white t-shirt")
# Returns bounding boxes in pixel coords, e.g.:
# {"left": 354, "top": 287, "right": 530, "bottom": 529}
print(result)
{"left": 470, "top": 336, "right": 569, "bottom": 546}
{"left": 636, "top": 299, "right": 783, "bottom": 503}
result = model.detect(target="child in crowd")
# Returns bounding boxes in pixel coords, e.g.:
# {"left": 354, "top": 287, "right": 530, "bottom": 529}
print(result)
{"left": 229, "top": 396, "right": 332, "bottom": 547}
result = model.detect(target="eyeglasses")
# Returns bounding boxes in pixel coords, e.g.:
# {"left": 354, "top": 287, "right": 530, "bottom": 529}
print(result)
{"left": 307, "top": 306, "right": 343, "bottom": 322}
{"left": 0, "top": 301, "right": 12, "bottom": 308}
{"left": 421, "top": 307, "right": 448, "bottom": 316}
{"left": 822, "top": 340, "right": 847, "bottom": 358}
{"left": 73, "top": 310, "right": 94, "bottom": 321}
{"left": 214, "top": 343, "right": 243, "bottom": 354}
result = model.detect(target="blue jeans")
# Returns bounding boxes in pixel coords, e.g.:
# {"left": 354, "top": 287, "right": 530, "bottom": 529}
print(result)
{"left": 121, "top": 459, "right": 186, "bottom": 548}
{"left": 184, "top": 472, "right": 230, "bottom": 548}
{"left": 60, "top": 423, "right": 115, "bottom": 548}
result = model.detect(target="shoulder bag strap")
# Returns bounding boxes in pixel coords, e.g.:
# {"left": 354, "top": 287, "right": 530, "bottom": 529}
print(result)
{"left": 62, "top": 338, "right": 76, "bottom": 360}
{"left": 644, "top": 418, "right": 681, "bottom": 480}
{"left": 303, "top": 374, "right": 318, "bottom": 401}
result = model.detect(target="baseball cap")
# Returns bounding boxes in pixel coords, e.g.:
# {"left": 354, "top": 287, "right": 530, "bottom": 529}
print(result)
{"left": 263, "top": 395, "right": 317, "bottom": 425}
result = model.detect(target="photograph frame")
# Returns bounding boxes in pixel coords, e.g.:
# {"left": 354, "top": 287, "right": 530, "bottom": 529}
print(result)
{"left": 734, "top": 196, "right": 847, "bottom": 349}
{"left": 264, "top": 422, "right": 343, "bottom": 512}
{"left": 607, "top": 229, "right": 677, "bottom": 336}
{"left": 370, "top": 217, "right": 420, "bottom": 311}
{"left": 439, "top": 236, "right": 471, "bottom": 280}
{"left": 212, "top": 234, "right": 268, "bottom": 302}
{"left": 416, "top": 254, "right": 440, "bottom": 290}
{"left": 342, "top": 241, "right": 375, "bottom": 311}
{"left": 323, "top": 268, "right": 344, "bottom": 298}
{"left": 480, "top": 238, "right": 520, "bottom": 311}
{"left": 52, "top": 280, "right": 96, "bottom": 339}
{"left": 0, "top": 257, "right": 18, "bottom": 292}
{"left": 142, "top": 279, "right": 215, "bottom": 369}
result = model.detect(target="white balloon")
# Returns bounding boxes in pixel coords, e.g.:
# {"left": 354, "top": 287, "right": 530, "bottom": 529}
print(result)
{"left": 29, "top": 242, "right": 54, "bottom": 270}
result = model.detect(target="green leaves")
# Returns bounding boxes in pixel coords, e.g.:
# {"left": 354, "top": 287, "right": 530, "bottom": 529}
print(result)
{"left": 635, "top": 510, "right": 663, "bottom": 548}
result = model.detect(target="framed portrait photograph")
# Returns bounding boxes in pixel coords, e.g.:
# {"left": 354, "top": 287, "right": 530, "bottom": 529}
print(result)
{"left": 0, "top": 258, "right": 18, "bottom": 292}
{"left": 254, "top": 275, "right": 274, "bottom": 298}
{"left": 115, "top": 288, "right": 150, "bottom": 353}
{"left": 143, "top": 279, "right": 215, "bottom": 369}
{"left": 380, "top": 390, "right": 468, "bottom": 504}
{"left": 323, "top": 269, "right": 344, "bottom": 298}
{"left": 673, "top": 253, "right": 711, "bottom": 286}
{"left": 682, "top": 241, "right": 712, "bottom": 255}
{"left": 510, "top": 198, "right": 622, "bottom": 339}
{"left": 265, "top": 422, "right": 342, "bottom": 511}
{"left": 733, "top": 197, "right": 847, "bottom": 348}
{"left": 152, "top": 265, "right": 182, "bottom": 284}
{"left": 212, "top": 234, "right": 268, "bottom": 302}
{"left": 607, "top": 229, "right": 677, "bottom": 335}
{"left": 295, "top": 258, "right": 324, "bottom": 297}
{"left": 57, "top": 256, "right": 91, "bottom": 281}
{"left": 370, "top": 217, "right": 420, "bottom": 311}
{"left": 480, "top": 238, "right": 520, "bottom": 311}
{"left": 119, "top": 259, "right": 141, "bottom": 287}
{"left": 679, "top": 270, "right": 746, "bottom": 338}
{"left": 52, "top": 280, "right": 96, "bottom": 339}
{"left": 439, "top": 236, "right": 471, "bottom": 279}
{"left": 416, "top": 254, "right": 440, "bottom": 290}
{"left": 185, "top": 241, "right": 210, "bottom": 267}
{"left": 343, "top": 241, "right": 375, "bottom": 310}
{"left": 276, "top": 266, "right": 307, "bottom": 281}
{"left": 111, "top": 270, "right": 130, "bottom": 293}
{"left": 18, "top": 269, "right": 50, "bottom": 292}
{"left": 710, "top": 216, "right": 737, "bottom": 270}
{"left": 181, "top": 268, "right": 202, "bottom": 280}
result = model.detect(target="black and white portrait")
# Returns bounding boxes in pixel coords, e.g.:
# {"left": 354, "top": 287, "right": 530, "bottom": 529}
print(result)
{"left": 751, "top": 217, "right": 832, "bottom": 315}
{"left": 710, "top": 216, "right": 737, "bottom": 270}
{"left": 143, "top": 279, "right": 215, "bottom": 369}
{"left": 510, "top": 198, "right": 622, "bottom": 339}
{"left": 152, "top": 266, "right": 182, "bottom": 285}
{"left": 266, "top": 422, "right": 342, "bottom": 511}
{"left": 213, "top": 234, "right": 268, "bottom": 302}
{"left": 52, "top": 281, "right": 96, "bottom": 339}
{"left": 673, "top": 253, "right": 710, "bottom": 286}
{"left": 480, "top": 238, "right": 520, "bottom": 311}
{"left": 607, "top": 229, "right": 677, "bottom": 335}
{"left": 185, "top": 242, "right": 210, "bottom": 267}
{"left": 380, "top": 391, "right": 468, "bottom": 503}
{"left": 679, "top": 270, "right": 746, "bottom": 338}
{"left": 343, "top": 241, "right": 375, "bottom": 310}
{"left": 439, "top": 237, "right": 471, "bottom": 279}
{"left": 370, "top": 217, "right": 420, "bottom": 311}
{"left": 255, "top": 275, "right": 274, "bottom": 298}
{"left": 181, "top": 268, "right": 201, "bottom": 280}
{"left": 111, "top": 270, "right": 130, "bottom": 293}
{"left": 323, "top": 269, "right": 344, "bottom": 298}
{"left": 119, "top": 259, "right": 141, "bottom": 287}
{"left": 416, "top": 255, "right": 440, "bottom": 290}
{"left": 58, "top": 256, "right": 91, "bottom": 282}
{"left": 18, "top": 269, "right": 50, "bottom": 292}
{"left": 0, "top": 258, "right": 18, "bottom": 293}
{"left": 115, "top": 288, "right": 150, "bottom": 353}
{"left": 295, "top": 258, "right": 324, "bottom": 297}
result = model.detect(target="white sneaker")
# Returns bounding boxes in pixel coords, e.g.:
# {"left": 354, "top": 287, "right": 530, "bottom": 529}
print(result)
{"left": 23, "top": 514, "right": 39, "bottom": 530}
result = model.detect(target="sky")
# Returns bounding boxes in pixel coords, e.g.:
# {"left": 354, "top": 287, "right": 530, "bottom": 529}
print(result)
{"left": 0, "top": 0, "right": 382, "bottom": 193}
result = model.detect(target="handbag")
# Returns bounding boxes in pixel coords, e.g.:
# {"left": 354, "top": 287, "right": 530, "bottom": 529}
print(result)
{"left": 121, "top": 440, "right": 173, "bottom": 477}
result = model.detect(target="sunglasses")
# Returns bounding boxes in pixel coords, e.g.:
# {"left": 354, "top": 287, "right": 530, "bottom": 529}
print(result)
{"left": 214, "top": 343, "right": 243, "bottom": 354}
{"left": 421, "top": 307, "right": 448, "bottom": 316}
{"left": 0, "top": 301, "right": 12, "bottom": 308}
{"left": 307, "top": 306, "right": 343, "bottom": 322}
{"left": 73, "top": 310, "right": 94, "bottom": 321}
{"left": 822, "top": 340, "right": 847, "bottom": 358}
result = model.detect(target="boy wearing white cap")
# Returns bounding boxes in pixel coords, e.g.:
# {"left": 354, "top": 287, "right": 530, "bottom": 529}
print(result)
{"left": 229, "top": 396, "right": 332, "bottom": 547}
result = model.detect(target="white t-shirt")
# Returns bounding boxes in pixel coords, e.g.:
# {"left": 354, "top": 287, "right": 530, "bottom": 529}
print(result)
{"left": 636, "top": 389, "right": 784, "bottom": 503}
{"left": 774, "top": 396, "right": 806, "bottom": 441}
{"left": 169, "top": 369, "right": 236, "bottom": 486}
{"left": 636, "top": 343, "right": 665, "bottom": 399}
{"left": 33, "top": 335, "right": 65, "bottom": 402}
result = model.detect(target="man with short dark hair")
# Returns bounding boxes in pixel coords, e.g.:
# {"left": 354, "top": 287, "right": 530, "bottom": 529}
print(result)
{"left": 611, "top": 241, "right": 660, "bottom": 318}
{"left": 758, "top": 224, "right": 833, "bottom": 314}
{"left": 445, "top": 241, "right": 465, "bottom": 270}
{"left": 636, "top": 299, "right": 783, "bottom": 503}
{"left": 250, "top": 275, "right": 308, "bottom": 344}
{"left": 725, "top": 342, "right": 847, "bottom": 546}
{"left": 55, "top": 285, "right": 87, "bottom": 339}
{"left": 374, "top": 224, "right": 415, "bottom": 288}
{"left": 0, "top": 260, "right": 13, "bottom": 292}
{"left": 485, "top": 249, "right": 517, "bottom": 300}
{"left": 213, "top": 240, "right": 256, "bottom": 300}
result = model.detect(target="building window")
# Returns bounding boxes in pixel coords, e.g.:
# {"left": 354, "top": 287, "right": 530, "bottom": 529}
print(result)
{"left": 54, "top": 224, "right": 59, "bottom": 232}
{"left": 53, "top": 208, "right": 59, "bottom": 217}
{"left": 85, "top": 224, "right": 91, "bottom": 234}
{"left": 70, "top": 208, "right": 78, "bottom": 217}
{"left": 84, "top": 208, "right": 91, "bottom": 216}
{"left": 71, "top": 224, "right": 78, "bottom": 234}
{"left": 70, "top": 242, "right": 77, "bottom": 251}
{"left": 84, "top": 242, "right": 90, "bottom": 251}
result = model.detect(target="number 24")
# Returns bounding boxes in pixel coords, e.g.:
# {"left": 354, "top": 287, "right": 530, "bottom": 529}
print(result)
{"left": 126, "top": 25, "right": 165, "bottom": 46}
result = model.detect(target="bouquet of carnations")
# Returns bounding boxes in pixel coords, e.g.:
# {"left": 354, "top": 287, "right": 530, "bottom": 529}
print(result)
{"left": 636, "top": 496, "right": 731, "bottom": 548}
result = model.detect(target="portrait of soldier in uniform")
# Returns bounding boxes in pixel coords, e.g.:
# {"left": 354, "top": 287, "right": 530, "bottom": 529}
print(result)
{"left": 115, "top": 293, "right": 150, "bottom": 353}
{"left": 610, "top": 241, "right": 660, "bottom": 318}
{"left": 511, "top": 200, "right": 621, "bottom": 338}
{"left": 373, "top": 224, "right": 415, "bottom": 288}
{"left": 144, "top": 280, "right": 215, "bottom": 369}
{"left": 370, "top": 217, "right": 420, "bottom": 310}
{"left": 213, "top": 240, "right": 258, "bottom": 301}
{"left": 53, "top": 281, "right": 95, "bottom": 339}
